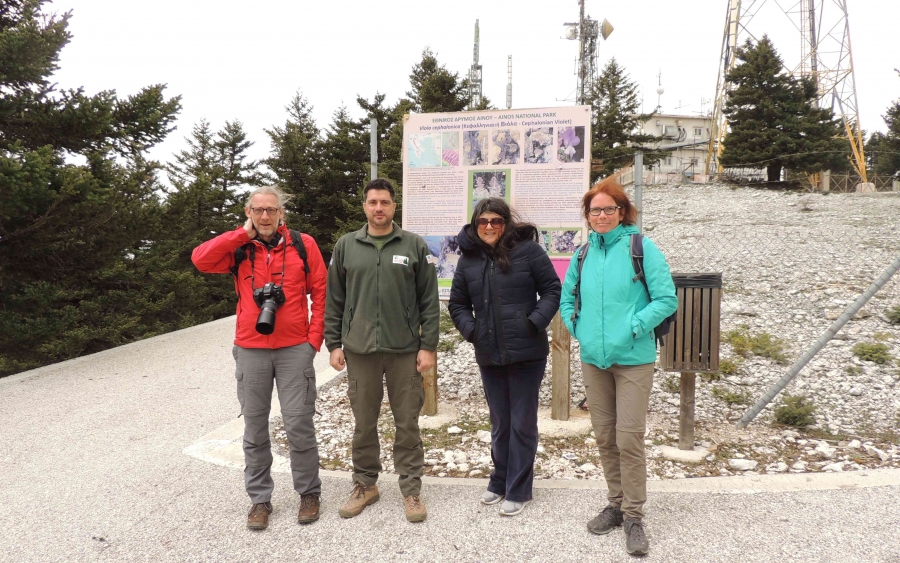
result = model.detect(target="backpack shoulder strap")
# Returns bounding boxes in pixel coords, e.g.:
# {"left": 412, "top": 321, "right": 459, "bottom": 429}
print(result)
{"left": 230, "top": 243, "right": 254, "bottom": 278}
{"left": 288, "top": 229, "right": 310, "bottom": 274}
{"left": 569, "top": 243, "right": 591, "bottom": 329}
{"left": 630, "top": 233, "right": 651, "bottom": 298}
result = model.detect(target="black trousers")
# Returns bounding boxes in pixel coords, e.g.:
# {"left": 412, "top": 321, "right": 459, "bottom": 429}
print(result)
{"left": 479, "top": 358, "right": 546, "bottom": 503}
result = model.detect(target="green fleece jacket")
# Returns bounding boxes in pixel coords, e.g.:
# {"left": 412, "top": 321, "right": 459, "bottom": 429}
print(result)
{"left": 559, "top": 224, "right": 677, "bottom": 369}
{"left": 325, "top": 223, "right": 440, "bottom": 354}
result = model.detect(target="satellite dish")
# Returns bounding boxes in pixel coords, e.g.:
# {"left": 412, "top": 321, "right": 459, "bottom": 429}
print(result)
{"left": 565, "top": 25, "right": 578, "bottom": 40}
{"left": 656, "top": 86, "right": 665, "bottom": 96}
{"left": 600, "top": 18, "right": 614, "bottom": 40}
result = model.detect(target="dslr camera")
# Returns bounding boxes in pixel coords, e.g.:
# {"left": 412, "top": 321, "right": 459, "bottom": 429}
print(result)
{"left": 252, "top": 282, "right": 285, "bottom": 335}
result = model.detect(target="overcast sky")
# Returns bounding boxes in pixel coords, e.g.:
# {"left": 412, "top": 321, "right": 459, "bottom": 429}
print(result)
{"left": 49, "top": 0, "right": 898, "bottom": 167}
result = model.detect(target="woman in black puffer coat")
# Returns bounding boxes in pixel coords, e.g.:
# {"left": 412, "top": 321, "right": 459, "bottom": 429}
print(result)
{"left": 448, "top": 197, "right": 561, "bottom": 517}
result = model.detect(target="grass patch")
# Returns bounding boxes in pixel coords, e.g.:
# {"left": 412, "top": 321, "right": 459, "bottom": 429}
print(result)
{"left": 852, "top": 342, "right": 892, "bottom": 364}
{"left": 872, "top": 331, "right": 892, "bottom": 342}
{"left": 774, "top": 394, "right": 817, "bottom": 428}
{"left": 699, "top": 372, "right": 722, "bottom": 382}
{"left": 437, "top": 307, "right": 464, "bottom": 353}
{"left": 886, "top": 305, "right": 900, "bottom": 325}
{"left": 719, "top": 358, "right": 741, "bottom": 376}
{"left": 845, "top": 365, "right": 863, "bottom": 375}
{"left": 711, "top": 386, "right": 751, "bottom": 406}
{"left": 439, "top": 307, "right": 456, "bottom": 334}
{"left": 724, "top": 325, "right": 788, "bottom": 364}
{"left": 662, "top": 375, "right": 680, "bottom": 394}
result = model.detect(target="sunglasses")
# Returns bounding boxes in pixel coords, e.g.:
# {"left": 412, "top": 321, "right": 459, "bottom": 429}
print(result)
{"left": 476, "top": 218, "right": 506, "bottom": 227}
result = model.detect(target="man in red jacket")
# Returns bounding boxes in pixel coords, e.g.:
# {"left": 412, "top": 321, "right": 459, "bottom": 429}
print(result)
{"left": 192, "top": 185, "right": 328, "bottom": 530}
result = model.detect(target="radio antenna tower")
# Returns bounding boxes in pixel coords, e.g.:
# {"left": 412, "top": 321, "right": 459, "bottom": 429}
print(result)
{"left": 506, "top": 56, "right": 513, "bottom": 109}
{"left": 467, "top": 20, "right": 483, "bottom": 110}
{"left": 563, "top": 1, "right": 613, "bottom": 106}
{"left": 707, "top": 0, "right": 866, "bottom": 181}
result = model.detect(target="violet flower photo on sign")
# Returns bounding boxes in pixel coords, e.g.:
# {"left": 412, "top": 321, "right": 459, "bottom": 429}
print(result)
{"left": 557, "top": 126, "right": 585, "bottom": 163}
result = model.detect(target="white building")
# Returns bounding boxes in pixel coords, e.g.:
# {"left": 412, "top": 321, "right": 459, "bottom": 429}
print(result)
{"left": 637, "top": 113, "right": 712, "bottom": 183}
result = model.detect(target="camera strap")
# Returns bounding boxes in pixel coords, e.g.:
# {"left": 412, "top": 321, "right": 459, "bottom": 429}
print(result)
{"left": 233, "top": 231, "right": 312, "bottom": 296}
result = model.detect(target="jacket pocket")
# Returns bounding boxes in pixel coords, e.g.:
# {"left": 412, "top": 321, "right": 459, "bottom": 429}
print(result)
{"left": 405, "top": 306, "right": 416, "bottom": 338}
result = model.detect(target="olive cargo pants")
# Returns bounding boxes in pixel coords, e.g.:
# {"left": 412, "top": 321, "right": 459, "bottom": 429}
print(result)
{"left": 344, "top": 350, "right": 425, "bottom": 497}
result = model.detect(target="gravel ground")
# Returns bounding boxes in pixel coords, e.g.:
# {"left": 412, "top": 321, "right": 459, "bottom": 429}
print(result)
{"left": 277, "top": 184, "right": 900, "bottom": 482}
{"left": 3, "top": 289, "right": 900, "bottom": 562}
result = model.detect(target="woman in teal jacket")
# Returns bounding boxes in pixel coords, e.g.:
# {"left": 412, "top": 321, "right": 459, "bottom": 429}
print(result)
{"left": 559, "top": 177, "right": 676, "bottom": 557}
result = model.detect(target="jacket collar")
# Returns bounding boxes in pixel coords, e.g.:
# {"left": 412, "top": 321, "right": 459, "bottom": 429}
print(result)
{"left": 588, "top": 223, "right": 639, "bottom": 248}
{"left": 355, "top": 221, "right": 402, "bottom": 243}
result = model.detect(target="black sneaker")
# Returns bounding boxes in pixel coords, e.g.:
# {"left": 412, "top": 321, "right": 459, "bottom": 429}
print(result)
{"left": 587, "top": 504, "right": 624, "bottom": 535}
{"left": 624, "top": 517, "right": 649, "bottom": 556}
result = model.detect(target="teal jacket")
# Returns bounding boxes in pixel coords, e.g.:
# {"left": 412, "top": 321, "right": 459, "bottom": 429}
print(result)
{"left": 325, "top": 223, "right": 440, "bottom": 355}
{"left": 559, "top": 224, "right": 677, "bottom": 369}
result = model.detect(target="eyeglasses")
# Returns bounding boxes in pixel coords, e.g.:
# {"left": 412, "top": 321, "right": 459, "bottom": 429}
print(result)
{"left": 476, "top": 217, "right": 506, "bottom": 228}
{"left": 249, "top": 207, "right": 280, "bottom": 216}
{"left": 589, "top": 206, "right": 622, "bottom": 216}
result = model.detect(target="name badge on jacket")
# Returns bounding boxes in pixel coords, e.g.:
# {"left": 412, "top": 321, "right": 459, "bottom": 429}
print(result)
{"left": 393, "top": 255, "right": 409, "bottom": 266}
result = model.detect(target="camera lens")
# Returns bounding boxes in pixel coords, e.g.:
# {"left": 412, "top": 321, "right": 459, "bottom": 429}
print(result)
{"left": 256, "top": 300, "right": 278, "bottom": 335}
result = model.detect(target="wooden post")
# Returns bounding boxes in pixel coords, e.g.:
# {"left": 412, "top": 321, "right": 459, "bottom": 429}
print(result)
{"left": 550, "top": 311, "right": 571, "bottom": 421}
{"left": 422, "top": 362, "right": 438, "bottom": 416}
{"left": 678, "top": 372, "right": 696, "bottom": 450}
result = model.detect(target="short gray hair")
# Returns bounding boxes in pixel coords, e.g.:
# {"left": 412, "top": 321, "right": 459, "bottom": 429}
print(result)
{"left": 245, "top": 185, "right": 293, "bottom": 209}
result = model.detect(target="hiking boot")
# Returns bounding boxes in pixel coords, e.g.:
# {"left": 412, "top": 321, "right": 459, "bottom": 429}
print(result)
{"left": 297, "top": 493, "right": 320, "bottom": 524}
{"left": 481, "top": 490, "right": 504, "bottom": 505}
{"left": 587, "top": 504, "right": 624, "bottom": 535}
{"left": 624, "top": 517, "right": 649, "bottom": 556}
{"left": 498, "top": 499, "right": 531, "bottom": 516}
{"left": 338, "top": 482, "right": 380, "bottom": 518}
{"left": 404, "top": 494, "right": 427, "bottom": 522}
{"left": 247, "top": 502, "right": 272, "bottom": 530}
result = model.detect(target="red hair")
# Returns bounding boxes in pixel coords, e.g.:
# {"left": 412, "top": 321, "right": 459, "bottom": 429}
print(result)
{"left": 581, "top": 177, "right": 638, "bottom": 225}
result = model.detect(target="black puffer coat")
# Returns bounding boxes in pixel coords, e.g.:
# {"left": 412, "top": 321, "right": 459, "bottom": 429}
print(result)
{"left": 448, "top": 224, "right": 561, "bottom": 366}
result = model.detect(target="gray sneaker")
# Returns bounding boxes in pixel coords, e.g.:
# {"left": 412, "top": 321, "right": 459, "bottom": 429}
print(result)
{"left": 481, "top": 490, "right": 504, "bottom": 505}
{"left": 624, "top": 517, "right": 649, "bottom": 556}
{"left": 498, "top": 499, "right": 531, "bottom": 516}
{"left": 587, "top": 504, "right": 624, "bottom": 535}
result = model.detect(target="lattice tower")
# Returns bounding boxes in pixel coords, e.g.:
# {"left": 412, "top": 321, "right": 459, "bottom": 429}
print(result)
{"left": 707, "top": 0, "right": 865, "bottom": 181}
{"left": 467, "top": 20, "right": 483, "bottom": 110}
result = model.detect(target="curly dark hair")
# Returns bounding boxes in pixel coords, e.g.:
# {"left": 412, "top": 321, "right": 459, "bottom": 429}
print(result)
{"left": 467, "top": 198, "right": 537, "bottom": 273}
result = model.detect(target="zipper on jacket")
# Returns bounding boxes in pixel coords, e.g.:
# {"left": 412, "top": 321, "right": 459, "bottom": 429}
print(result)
{"left": 488, "top": 259, "right": 510, "bottom": 364}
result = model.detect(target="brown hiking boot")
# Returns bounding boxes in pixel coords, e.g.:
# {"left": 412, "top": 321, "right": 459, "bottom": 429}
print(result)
{"left": 297, "top": 493, "right": 320, "bottom": 524}
{"left": 404, "top": 494, "right": 427, "bottom": 522}
{"left": 338, "top": 482, "right": 380, "bottom": 518}
{"left": 247, "top": 502, "right": 272, "bottom": 530}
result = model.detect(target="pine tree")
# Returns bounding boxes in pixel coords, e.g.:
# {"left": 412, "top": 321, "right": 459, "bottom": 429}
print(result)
{"left": 720, "top": 36, "right": 848, "bottom": 181}
{"left": 589, "top": 58, "right": 669, "bottom": 181}
{"left": 407, "top": 48, "right": 471, "bottom": 113}
{"left": 0, "top": 0, "right": 181, "bottom": 375}
{"left": 865, "top": 82, "right": 900, "bottom": 176}
{"left": 315, "top": 106, "right": 368, "bottom": 258}
{"left": 263, "top": 92, "right": 323, "bottom": 239}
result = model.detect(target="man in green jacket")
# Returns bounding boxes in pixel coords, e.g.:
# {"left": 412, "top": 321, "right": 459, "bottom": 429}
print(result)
{"left": 325, "top": 178, "right": 439, "bottom": 523}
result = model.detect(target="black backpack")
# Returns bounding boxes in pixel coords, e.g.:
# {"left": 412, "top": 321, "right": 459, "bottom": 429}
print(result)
{"left": 229, "top": 229, "right": 311, "bottom": 294}
{"left": 569, "top": 233, "right": 675, "bottom": 348}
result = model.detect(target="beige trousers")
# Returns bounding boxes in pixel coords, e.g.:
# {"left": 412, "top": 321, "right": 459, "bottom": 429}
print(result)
{"left": 582, "top": 362, "right": 654, "bottom": 519}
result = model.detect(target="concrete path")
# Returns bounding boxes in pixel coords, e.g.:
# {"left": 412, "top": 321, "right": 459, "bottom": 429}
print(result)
{"left": 1, "top": 317, "right": 898, "bottom": 563}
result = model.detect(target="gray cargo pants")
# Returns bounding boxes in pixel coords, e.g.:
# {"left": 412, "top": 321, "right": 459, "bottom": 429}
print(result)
{"left": 233, "top": 343, "right": 321, "bottom": 504}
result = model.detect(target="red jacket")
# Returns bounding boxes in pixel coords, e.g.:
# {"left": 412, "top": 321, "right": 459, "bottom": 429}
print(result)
{"left": 191, "top": 225, "right": 327, "bottom": 350}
